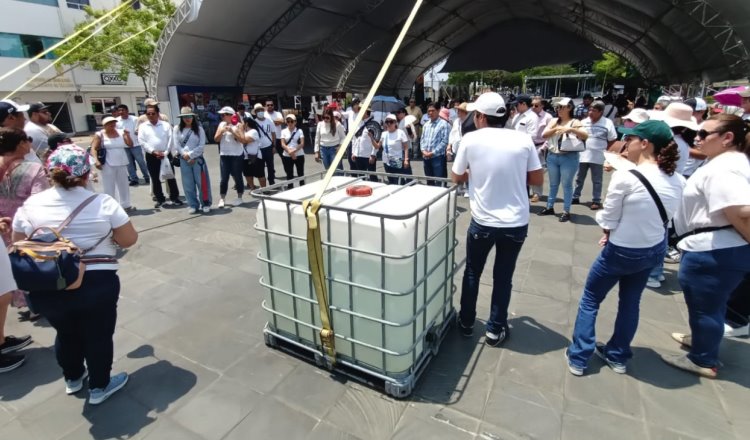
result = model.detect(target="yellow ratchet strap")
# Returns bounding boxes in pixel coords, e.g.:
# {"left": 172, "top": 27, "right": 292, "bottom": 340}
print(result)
{"left": 303, "top": 0, "right": 424, "bottom": 365}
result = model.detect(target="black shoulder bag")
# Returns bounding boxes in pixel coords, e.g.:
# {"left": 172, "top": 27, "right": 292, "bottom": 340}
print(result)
{"left": 629, "top": 169, "right": 733, "bottom": 247}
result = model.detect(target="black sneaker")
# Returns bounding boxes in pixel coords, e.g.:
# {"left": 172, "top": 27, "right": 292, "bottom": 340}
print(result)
{"left": 0, "top": 335, "right": 32, "bottom": 355}
{"left": 538, "top": 207, "right": 556, "bottom": 216}
{"left": 559, "top": 212, "right": 571, "bottom": 222}
{"left": 571, "top": 198, "right": 580, "bottom": 205}
{"left": 129, "top": 181, "right": 138, "bottom": 187}
{"left": 0, "top": 354, "right": 25, "bottom": 373}
{"left": 171, "top": 199, "right": 184, "bottom": 206}
{"left": 485, "top": 327, "right": 508, "bottom": 347}
{"left": 456, "top": 315, "right": 473, "bottom": 338}
{"left": 154, "top": 201, "right": 164, "bottom": 209}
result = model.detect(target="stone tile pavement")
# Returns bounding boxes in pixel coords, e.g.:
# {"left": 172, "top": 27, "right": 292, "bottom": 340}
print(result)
{"left": 1, "top": 146, "right": 747, "bottom": 439}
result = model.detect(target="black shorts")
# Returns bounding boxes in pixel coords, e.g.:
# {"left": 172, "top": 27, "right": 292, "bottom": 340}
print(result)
{"left": 243, "top": 157, "right": 265, "bottom": 178}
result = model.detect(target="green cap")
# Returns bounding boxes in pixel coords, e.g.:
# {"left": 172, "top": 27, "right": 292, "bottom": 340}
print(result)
{"left": 617, "top": 120, "right": 673, "bottom": 150}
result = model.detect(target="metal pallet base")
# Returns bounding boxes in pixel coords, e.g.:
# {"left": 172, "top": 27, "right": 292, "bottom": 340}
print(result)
{"left": 263, "top": 308, "right": 456, "bottom": 399}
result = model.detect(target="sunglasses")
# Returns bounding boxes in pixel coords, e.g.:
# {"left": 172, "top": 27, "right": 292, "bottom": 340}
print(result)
{"left": 696, "top": 129, "right": 722, "bottom": 139}
{"left": 286, "top": 119, "right": 295, "bottom": 123}
{"left": 145, "top": 112, "right": 157, "bottom": 116}
{"left": 533, "top": 104, "right": 542, "bottom": 108}
{"left": 385, "top": 120, "right": 396, "bottom": 124}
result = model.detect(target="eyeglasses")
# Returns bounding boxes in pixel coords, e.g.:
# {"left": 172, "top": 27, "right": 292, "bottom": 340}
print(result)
{"left": 145, "top": 112, "right": 157, "bottom": 116}
{"left": 696, "top": 129, "right": 722, "bottom": 139}
{"left": 532, "top": 104, "right": 542, "bottom": 108}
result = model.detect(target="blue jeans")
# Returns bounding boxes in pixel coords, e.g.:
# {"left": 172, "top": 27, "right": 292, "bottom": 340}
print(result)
{"left": 423, "top": 154, "right": 447, "bottom": 186}
{"left": 180, "top": 157, "right": 212, "bottom": 209}
{"left": 459, "top": 219, "right": 528, "bottom": 334}
{"left": 260, "top": 146, "right": 276, "bottom": 184}
{"left": 568, "top": 240, "right": 666, "bottom": 368}
{"left": 29, "top": 270, "right": 119, "bottom": 389}
{"left": 573, "top": 162, "right": 603, "bottom": 203}
{"left": 679, "top": 245, "right": 750, "bottom": 367}
{"left": 546, "top": 152, "right": 579, "bottom": 212}
{"left": 126, "top": 145, "right": 149, "bottom": 183}
{"left": 320, "top": 146, "right": 343, "bottom": 171}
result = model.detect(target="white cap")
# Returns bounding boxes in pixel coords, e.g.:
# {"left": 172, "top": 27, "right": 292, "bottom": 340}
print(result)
{"left": 385, "top": 113, "right": 397, "bottom": 121}
{"left": 0, "top": 99, "right": 30, "bottom": 112}
{"left": 466, "top": 92, "right": 506, "bottom": 117}
{"left": 285, "top": 114, "right": 296, "bottom": 122}
{"left": 622, "top": 108, "right": 650, "bottom": 124}
{"left": 102, "top": 116, "right": 117, "bottom": 125}
{"left": 218, "top": 106, "right": 235, "bottom": 115}
{"left": 557, "top": 97, "right": 573, "bottom": 107}
{"left": 693, "top": 98, "right": 707, "bottom": 112}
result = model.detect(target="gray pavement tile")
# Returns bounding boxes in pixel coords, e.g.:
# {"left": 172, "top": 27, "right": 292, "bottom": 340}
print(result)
{"left": 391, "top": 405, "right": 474, "bottom": 440}
{"left": 0, "top": 347, "right": 64, "bottom": 413}
{"left": 223, "top": 397, "right": 317, "bottom": 440}
{"left": 496, "top": 329, "right": 568, "bottom": 393}
{"left": 223, "top": 346, "right": 298, "bottom": 394}
{"left": 561, "top": 398, "right": 647, "bottom": 440}
{"left": 15, "top": 392, "right": 87, "bottom": 440}
{"left": 510, "top": 293, "right": 571, "bottom": 327}
{"left": 272, "top": 363, "right": 347, "bottom": 419}
{"left": 112, "top": 328, "right": 151, "bottom": 363}
{"left": 482, "top": 379, "right": 564, "bottom": 440}
{"left": 526, "top": 260, "right": 571, "bottom": 283}
{"left": 530, "top": 247, "right": 574, "bottom": 267}
{"left": 118, "top": 243, "right": 184, "bottom": 270}
{"left": 646, "top": 424, "right": 718, "bottom": 440}
{"left": 171, "top": 377, "right": 263, "bottom": 440}
{"left": 61, "top": 392, "right": 158, "bottom": 440}
{"left": 306, "top": 421, "right": 363, "bottom": 440}
{"left": 142, "top": 417, "right": 205, "bottom": 440}
{"left": 157, "top": 256, "right": 234, "bottom": 284}
{"left": 323, "top": 384, "right": 407, "bottom": 440}
{"left": 122, "top": 310, "right": 182, "bottom": 340}
{"left": 0, "top": 419, "right": 34, "bottom": 440}
{"left": 522, "top": 275, "right": 572, "bottom": 302}
{"left": 405, "top": 400, "right": 481, "bottom": 437}
{"left": 563, "top": 362, "right": 644, "bottom": 419}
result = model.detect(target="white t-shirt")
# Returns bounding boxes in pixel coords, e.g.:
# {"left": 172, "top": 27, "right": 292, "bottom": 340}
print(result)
{"left": 596, "top": 163, "right": 685, "bottom": 248}
{"left": 254, "top": 116, "right": 275, "bottom": 148}
{"left": 243, "top": 129, "right": 262, "bottom": 158}
{"left": 24, "top": 121, "right": 51, "bottom": 158}
{"left": 674, "top": 134, "right": 690, "bottom": 175}
{"left": 217, "top": 122, "right": 245, "bottom": 156}
{"left": 580, "top": 117, "right": 617, "bottom": 164}
{"left": 452, "top": 127, "right": 542, "bottom": 228}
{"left": 0, "top": 247, "right": 16, "bottom": 296}
{"left": 674, "top": 151, "right": 750, "bottom": 252}
{"left": 515, "top": 109, "right": 538, "bottom": 140}
{"left": 116, "top": 116, "right": 139, "bottom": 145}
{"left": 280, "top": 127, "right": 304, "bottom": 157}
{"left": 380, "top": 129, "right": 408, "bottom": 164}
{"left": 13, "top": 187, "right": 130, "bottom": 271}
{"left": 101, "top": 129, "right": 130, "bottom": 167}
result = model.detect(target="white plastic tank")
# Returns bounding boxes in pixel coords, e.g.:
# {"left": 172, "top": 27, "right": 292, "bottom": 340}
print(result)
{"left": 256, "top": 177, "right": 457, "bottom": 376}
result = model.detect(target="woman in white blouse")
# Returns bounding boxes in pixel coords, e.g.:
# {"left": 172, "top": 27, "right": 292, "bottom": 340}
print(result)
{"left": 172, "top": 107, "right": 211, "bottom": 214}
{"left": 239, "top": 116, "right": 266, "bottom": 191}
{"left": 91, "top": 116, "right": 134, "bottom": 211}
{"left": 372, "top": 114, "right": 410, "bottom": 184}
{"left": 314, "top": 107, "right": 346, "bottom": 171}
{"left": 665, "top": 114, "right": 750, "bottom": 378}
{"left": 567, "top": 120, "right": 685, "bottom": 377}
{"left": 280, "top": 114, "right": 305, "bottom": 188}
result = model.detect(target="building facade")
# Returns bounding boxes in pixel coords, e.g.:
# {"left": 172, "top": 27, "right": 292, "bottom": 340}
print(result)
{"left": 0, "top": 0, "right": 158, "bottom": 133}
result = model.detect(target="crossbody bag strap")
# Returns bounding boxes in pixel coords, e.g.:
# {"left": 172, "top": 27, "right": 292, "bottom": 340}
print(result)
{"left": 256, "top": 120, "right": 272, "bottom": 143}
{"left": 629, "top": 169, "right": 668, "bottom": 227}
{"left": 181, "top": 129, "right": 193, "bottom": 148}
{"left": 57, "top": 194, "right": 100, "bottom": 232}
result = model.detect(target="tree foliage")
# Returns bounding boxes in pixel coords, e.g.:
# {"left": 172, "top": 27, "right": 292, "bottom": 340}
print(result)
{"left": 447, "top": 64, "right": 576, "bottom": 89}
{"left": 55, "top": 0, "right": 176, "bottom": 93}
{"left": 592, "top": 52, "right": 633, "bottom": 80}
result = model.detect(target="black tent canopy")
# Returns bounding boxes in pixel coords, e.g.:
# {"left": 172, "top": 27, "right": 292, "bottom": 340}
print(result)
{"left": 149, "top": 0, "right": 750, "bottom": 99}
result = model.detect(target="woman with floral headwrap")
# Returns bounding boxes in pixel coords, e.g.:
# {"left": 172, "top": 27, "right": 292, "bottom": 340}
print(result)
{"left": 11, "top": 144, "right": 138, "bottom": 404}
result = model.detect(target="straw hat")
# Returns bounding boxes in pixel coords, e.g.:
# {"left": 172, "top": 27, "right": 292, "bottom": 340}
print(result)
{"left": 650, "top": 103, "right": 699, "bottom": 131}
{"left": 178, "top": 106, "right": 196, "bottom": 117}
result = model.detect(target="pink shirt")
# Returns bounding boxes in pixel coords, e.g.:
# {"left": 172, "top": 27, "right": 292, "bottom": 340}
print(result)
{"left": 533, "top": 110, "right": 553, "bottom": 145}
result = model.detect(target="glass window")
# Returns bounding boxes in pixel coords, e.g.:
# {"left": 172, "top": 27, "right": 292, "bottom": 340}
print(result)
{"left": 0, "top": 33, "right": 61, "bottom": 59}
{"left": 66, "top": 0, "right": 90, "bottom": 10}
{"left": 16, "top": 0, "right": 58, "bottom": 6}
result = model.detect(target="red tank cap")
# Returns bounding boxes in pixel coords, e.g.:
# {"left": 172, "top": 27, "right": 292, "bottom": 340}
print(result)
{"left": 346, "top": 185, "right": 373, "bottom": 197}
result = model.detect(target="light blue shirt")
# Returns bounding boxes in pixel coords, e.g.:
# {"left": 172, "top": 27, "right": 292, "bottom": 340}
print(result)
{"left": 420, "top": 117, "right": 451, "bottom": 156}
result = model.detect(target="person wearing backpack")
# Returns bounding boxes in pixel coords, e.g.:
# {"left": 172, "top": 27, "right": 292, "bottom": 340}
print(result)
{"left": 566, "top": 120, "right": 684, "bottom": 377}
{"left": 11, "top": 144, "right": 138, "bottom": 404}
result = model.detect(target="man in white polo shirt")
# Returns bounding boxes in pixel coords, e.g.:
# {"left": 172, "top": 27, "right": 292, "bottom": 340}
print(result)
{"left": 138, "top": 104, "right": 181, "bottom": 208}
{"left": 451, "top": 92, "right": 543, "bottom": 347}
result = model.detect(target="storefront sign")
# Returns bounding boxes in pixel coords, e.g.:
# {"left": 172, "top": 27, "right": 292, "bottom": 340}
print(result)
{"left": 101, "top": 73, "right": 127, "bottom": 85}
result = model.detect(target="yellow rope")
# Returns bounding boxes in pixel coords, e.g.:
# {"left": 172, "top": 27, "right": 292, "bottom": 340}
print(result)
{"left": 303, "top": 0, "right": 425, "bottom": 364}
{"left": 0, "top": 0, "right": 134, "bottom": 84}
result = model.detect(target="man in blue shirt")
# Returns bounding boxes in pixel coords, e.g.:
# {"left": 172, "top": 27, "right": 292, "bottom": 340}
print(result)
{"left": 575, "top": 93, "right": 593, "bottom": 120}
{"left": 420, "top": 103, "right": 451, "bottom": 185}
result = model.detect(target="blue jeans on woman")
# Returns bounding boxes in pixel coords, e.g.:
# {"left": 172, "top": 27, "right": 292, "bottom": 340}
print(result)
{"left": 320, "top": 146, "right": 343, "bottom": 171}
{"left": 568, "top": 240, "right": 666, "bottom": 369}
{"left": 459, "top": 220, "right": 528, "bottom": 335}
{"left": 29, "top": 271, "right": 120, "bottom": 390}
{"left": 180, "top": 157, "right": 212, "bottom": 209}
{"left": 546, "top": 152, "right": 579, "bottom": 212}
{"left": 679, "top": 245, "right": 750, "bottom": 367}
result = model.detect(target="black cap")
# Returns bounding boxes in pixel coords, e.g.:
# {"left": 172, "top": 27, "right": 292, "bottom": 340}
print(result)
{"left": 352, "top": 97, "right": 361, "bottom": 105}
{"left": 514, "top": 94, "right": 532, "bottom": 106}
{"left": 684, "top": 98, "right": 698, "bottom": 111}
{"left": 0, "top": 100, "right": 28, "bottom": 124}
{"left": 582, "top": 93, "right": 593, "bottom": 100}
{"left": 28, "top": 102, "right": 49, "bottom": 114}
{"left": 47, "top": 133, "right": 73, "bottom": 151}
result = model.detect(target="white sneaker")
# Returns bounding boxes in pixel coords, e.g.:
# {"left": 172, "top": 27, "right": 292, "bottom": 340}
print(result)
{"left": 657, "top": 274, "right": 666, "bottom": 282}
{"left": 646, "top": 278, "right": 661, "bottom": 289}
{"left": 187, "top": 207, "right": 197, "bottom": 215}
{"left": 231, "top": 197, "right": 243, "bottom": 207}
{"left": 218, "top": 198, "right": 225, "bottom": 209}
{"left": 65, "top": 369, "right": 88, "bottom": 395}
{"left": 202, "top": 206, "right": 211, "bottom": 214}
{"left": 724, "top": 323, "right": 750, "bottom": 338}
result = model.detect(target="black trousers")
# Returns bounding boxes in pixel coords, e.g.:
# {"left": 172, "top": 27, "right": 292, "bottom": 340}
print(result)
{"left": 146, "top": 153, "right": 180, "bottom": 203}
{"left": 281, "top": 154, "right": 305, "bottom": 188}
{"left": 219, "top": 155, "right": 244, "bottom": 197}
{"left": 727, "top": 273, "right": 750, "bottom": 326}
{"left": 260, "top": 146, "right": 276, "bottom": 185}
{"left": 29, "top": 271, "right": 119, "bottom": 389}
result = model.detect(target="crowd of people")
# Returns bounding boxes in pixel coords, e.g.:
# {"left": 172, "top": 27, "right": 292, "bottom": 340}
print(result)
{"left": 1, "top": 86, "right": 749, "bottom": 406}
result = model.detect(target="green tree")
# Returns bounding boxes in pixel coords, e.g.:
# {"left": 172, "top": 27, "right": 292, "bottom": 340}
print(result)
{"left": 592, "top": 52, "right": 631, "bottom": 81}
{"left": 55, "top": 0, "right": 176, "bottom": 94}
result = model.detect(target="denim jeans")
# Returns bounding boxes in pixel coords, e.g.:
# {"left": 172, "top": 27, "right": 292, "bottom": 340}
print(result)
{"left": 573, "top": 162, "right": 604, "bottom": 203}
{"left": 546, "top": 152, "right": 579, "bottom": 212}
{"left": 219, "top": 155, "right": 244, "bottom": 197}
{"left": 320, "top": 146, "right": 343, "bottom": 171}
{"left": 180, "top": 157, "right": 212, "bottom": 209}
{"left": 679, "top": 245, "right": 750, "bottom": 367}
{"left": 568, "top": 240, "right": 666, "bottom": 369}
{"left": 727, "top": 274, "right": 750, "bottom": 327}
{"left": 125, "top": 146, "right": 149, "bottom": 183}
{"left": 423, "top": 154, "right": 447, "bottom": 186}
{"left": 384, "top": 163, "right": 412, "bottom": 185}
{"left": 260, "top": 146, "right": 276, "bottom": 184}
{"left": 459, "top": 219, "right": 528, "bottom": 334}
{"left": 29, "top": 271, "right": 119, "bottom": 389}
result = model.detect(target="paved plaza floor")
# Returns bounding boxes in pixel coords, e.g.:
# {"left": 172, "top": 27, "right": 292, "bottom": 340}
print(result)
{"left": 1, "top": 144, "right": 748, "bottom": 439}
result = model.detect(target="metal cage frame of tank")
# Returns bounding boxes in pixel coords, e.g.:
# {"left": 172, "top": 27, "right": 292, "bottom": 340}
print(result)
{"left": 252, "top": 171, "right": 462, "bottom": 398}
